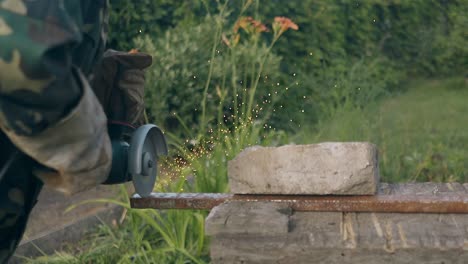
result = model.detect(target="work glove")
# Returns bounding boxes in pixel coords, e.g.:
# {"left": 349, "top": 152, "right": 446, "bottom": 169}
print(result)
{"left": 90, "top": 49, "right": 153, "bottom": 127}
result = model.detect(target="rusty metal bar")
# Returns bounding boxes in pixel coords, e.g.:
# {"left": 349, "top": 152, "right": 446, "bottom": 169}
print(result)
{"left": 130, "top": 193, "right": 468, "bottom": 214}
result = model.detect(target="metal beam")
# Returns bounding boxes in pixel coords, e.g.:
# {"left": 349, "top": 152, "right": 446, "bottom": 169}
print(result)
{"left": 130, "top": 193, "right": 468, "bottom": 214}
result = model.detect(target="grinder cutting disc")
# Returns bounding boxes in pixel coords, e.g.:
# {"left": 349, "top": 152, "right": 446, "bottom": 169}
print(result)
{"left": 128, "top": 124, "right": 168, "bottom": 197}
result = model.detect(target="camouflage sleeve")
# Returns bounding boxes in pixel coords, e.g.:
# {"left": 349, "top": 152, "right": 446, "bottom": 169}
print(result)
{"left": 0, "top": 0, "right": 112, "bottom": 194}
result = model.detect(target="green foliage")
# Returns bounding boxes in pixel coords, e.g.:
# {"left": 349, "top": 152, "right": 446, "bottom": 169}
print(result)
{"left": 134, "top": 14, "right": 284, "bottom": 142}
{"left": 108, "top": 0, "right": 466, "bottom": 138}
{"left": 109, "top": 0, "right": 467, "bottom": 76}
{"left": 254, "top": 0, "right": 468, "bottom": 76}
{"left": 108, "top": 0, "right": 207, "bottom": 50}
{"left": 269, "top": 56, "right": 403, "bottom": 132}
{"left": 429, "top": 4, "right": 468, "bottom": 75}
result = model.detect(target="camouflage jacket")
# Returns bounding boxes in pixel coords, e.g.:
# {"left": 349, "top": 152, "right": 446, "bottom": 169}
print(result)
{"left": 0, "top": 0, "right": 108, "bottom": 135}
{"left": 0, "top": 1, "right": 110, "bottom": 262}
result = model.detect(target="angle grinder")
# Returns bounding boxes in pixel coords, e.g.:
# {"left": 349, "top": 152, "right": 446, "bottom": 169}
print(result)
{"left": 103, "top": 121, "right": 168, "bottom": 197}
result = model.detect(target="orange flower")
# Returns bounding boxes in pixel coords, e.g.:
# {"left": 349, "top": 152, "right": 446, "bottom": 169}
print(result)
{"left": 234, "top": 16, "right": 269, "bottom": 34}
{"left": 234, "top": 17, "right": 251, "bottom": 33}
{"left": 251, "top": 19, "right": 269, "bottom": 33}
{"left": 273, "top": 17, "right": 299, "bottom": 34}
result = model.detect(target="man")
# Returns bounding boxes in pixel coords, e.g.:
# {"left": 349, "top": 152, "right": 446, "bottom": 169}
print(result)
{"left": 0, "top": 1, "right": 151, "bottom": 262}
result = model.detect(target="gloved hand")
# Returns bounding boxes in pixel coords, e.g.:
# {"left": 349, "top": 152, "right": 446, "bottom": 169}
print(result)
{"left": 5, "top": 49, "right": 153, "bottom": 195}
{"left": 33, "top": 49, "right": 153, "bottom": 193}
{"left": 91, "top": 49, "right": 153, "bottom": 127}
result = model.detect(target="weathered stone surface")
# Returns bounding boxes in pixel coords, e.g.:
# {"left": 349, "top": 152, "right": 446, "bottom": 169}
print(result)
{"left": 206, "top": 183, "right": 468, "bottom": 264}
{"left": 228, "top": 142, "right": 379, "bottom": 195}
{"left": 205, "top": 201, "right": 291, "bottom": 236}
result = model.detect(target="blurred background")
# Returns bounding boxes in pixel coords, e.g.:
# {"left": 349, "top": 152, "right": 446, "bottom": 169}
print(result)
{"left": 109, "top": 0, "right": 467, "bottom": 183}
{"left": 27, "top": 0, "right": 467, "bottom": 263}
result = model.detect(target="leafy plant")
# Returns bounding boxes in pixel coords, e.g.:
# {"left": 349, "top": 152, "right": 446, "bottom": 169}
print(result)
{"left": 134, "top": 4, "right": 297, "bottom": 145}
{"left": 108, "top": 0, "right": 207, "bottom": 50}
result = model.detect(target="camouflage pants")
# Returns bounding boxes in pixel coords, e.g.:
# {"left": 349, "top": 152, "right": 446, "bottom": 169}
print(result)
{"left": 0, "top": 133, "right": 43, "bottom": 263}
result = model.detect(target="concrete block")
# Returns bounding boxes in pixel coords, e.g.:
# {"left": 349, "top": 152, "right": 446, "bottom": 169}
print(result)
{"left": 205, "top": 201, "right": 291, "bottom": 236}
{"left": 206, "top": 183, "right": 468, "bottom": 264}
{"left": 209, "top": 210, "right": 468, "bottom": 264}
{"left": 228, "top": 142, "right": 379, "bottom": 195}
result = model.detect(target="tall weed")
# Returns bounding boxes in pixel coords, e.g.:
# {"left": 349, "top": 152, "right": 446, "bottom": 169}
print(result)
{"left": 135, "top": 9, "right": 286, "bottom": 143}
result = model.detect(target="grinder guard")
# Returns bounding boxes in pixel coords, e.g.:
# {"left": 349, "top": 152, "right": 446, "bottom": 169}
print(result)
{"left": 103, "top": 123, "right": 168, "bottom": 197}
{"left": 129, "top": 124, "right": 168, "bottom": 197}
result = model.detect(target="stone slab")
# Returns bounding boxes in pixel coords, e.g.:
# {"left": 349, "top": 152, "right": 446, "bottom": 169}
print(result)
{"left": 206, "top": 183, "right": 468, "bottom": 264}
{"left": 228, "top": 142, "right": 379, "bottom": 195}
{"left": 205, "top": 201, "right": 290, "bottom": 236}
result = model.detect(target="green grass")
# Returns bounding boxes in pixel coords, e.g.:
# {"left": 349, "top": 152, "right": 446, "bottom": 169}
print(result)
{"left": 294, "top": 77, "right": 468, "bottom": 182}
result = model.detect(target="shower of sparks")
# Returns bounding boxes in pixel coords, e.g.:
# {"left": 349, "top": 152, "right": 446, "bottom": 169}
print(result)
{"left": 156, "top": 70, "right": 310, "bottom": 192}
